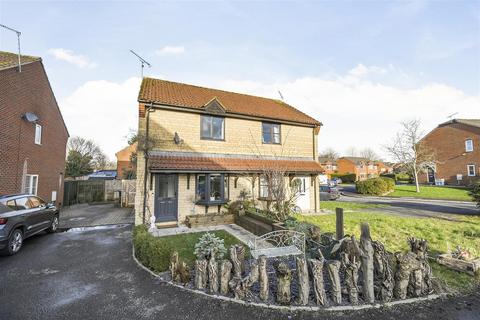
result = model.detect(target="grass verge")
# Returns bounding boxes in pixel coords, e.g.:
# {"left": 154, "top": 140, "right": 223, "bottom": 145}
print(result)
{"left": 133, "top": 225, "right": 248, "bottom": 272}
{"left": 320, "top": 201, "right": 386, "bottom": 211}
{"left": 386, "top": 185, "right": 471, "bottom": 201}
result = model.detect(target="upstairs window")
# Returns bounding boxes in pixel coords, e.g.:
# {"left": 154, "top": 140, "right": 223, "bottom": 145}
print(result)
{"left": 465, "top": 139, "right": 473, "bottom": 152}
{"left": 201, "top": 115, "right": 224, "bottom": 140}
{"left": 262, "top": 122, "right": 281, "bottom": 144}
{"left": 35, "top": 124, "right": 42, "bottom": 145}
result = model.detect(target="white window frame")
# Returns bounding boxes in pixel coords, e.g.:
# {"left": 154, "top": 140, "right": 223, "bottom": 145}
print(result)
{"left": 35, "top": 124, "right": 42, "bottom": 145}
{"left": 24, "top": 174, "right": 39, "bottom": 195}
{"left": 465, "top": 139, "right": 473, "bottom": 152}
{"left": 467, "top": 165, "right": 476, "bottom": 177}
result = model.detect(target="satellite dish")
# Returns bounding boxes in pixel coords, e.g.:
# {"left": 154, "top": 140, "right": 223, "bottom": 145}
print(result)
{"left": 22, "top": 112, "right": 39, "bottom": 122}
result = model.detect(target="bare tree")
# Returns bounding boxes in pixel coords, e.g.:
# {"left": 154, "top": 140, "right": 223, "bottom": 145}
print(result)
{"left": 345, "top": 146, "right": 358, "bottom": 157}
{"left": 360, "top": 148, "right": 378, "bottom": 161}
{"left": 68, "top": 136, "right": 111, "bottom": 171}
{"left": 385, "top": 119, "right": 435, "bottom": 193}
{"left": 319, "top": 148, "right": 339, "bottom": 161}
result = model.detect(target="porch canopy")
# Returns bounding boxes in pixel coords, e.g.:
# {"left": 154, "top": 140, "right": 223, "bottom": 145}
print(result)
{"left": 148, "top": 152, "right": 324, "bottom": 174}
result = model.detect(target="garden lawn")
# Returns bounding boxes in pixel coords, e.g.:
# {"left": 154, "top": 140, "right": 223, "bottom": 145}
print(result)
{"left": 386, "top": 185, "right": 471, "bottom": 201}
{"left": 320, "top": 201, "right": 386, "bottom": 212}
{"left": 133, "top": 226, "right": 248, "bottom": 272}
{"left": 298, "top": 212, "right": 480, "bottom": 291}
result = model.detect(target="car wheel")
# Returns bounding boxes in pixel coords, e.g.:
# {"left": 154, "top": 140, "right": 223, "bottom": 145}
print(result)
{"left": 2, "top": 229, "right": 23, "bottom": 255}
{"left": 47, "top": 215, "right": 59, "bottom": 233}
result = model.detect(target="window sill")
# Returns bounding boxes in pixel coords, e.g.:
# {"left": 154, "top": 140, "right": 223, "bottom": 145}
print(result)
{"left": 200, "top": 137, "right": 225, "bottom": 142}
{"left": 258, "top": 197, "right": 277, "bottom": 201}
{"left": 196, "top": 200, "right": 229, "bottom": 206}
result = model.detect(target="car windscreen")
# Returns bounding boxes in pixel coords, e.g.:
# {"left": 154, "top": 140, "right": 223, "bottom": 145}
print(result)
{"left": 0, "top": 202, "right": 13, "bottom": 214}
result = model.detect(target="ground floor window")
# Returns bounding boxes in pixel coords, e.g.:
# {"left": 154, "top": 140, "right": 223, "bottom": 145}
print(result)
{"left": 467, "top": 164, "right": 476, "bottom": 176}
{"left": 24, "top": 174, "right": 38, "bottom": 195}
{"left": 196, "top": 174, "right": 228, "bottom": 204}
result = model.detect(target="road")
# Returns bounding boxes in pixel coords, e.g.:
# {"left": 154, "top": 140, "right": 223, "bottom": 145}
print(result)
{"left": 1, "top": 222, "right": 479, "bottom": 319}
{"left": 338, "top": 185, "right": 479, "bottom": 219}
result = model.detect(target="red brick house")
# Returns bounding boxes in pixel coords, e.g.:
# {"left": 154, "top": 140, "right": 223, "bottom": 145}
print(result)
{"left": 418, "top": 119, "right": 479, "bottom": 185}
{"left": 318, "top": 157, "right": 338, "bottom": 177}
{"left": 337, "top": 157, "right": 380, "bottom": 181}
{"left": 115, "top": 142, "right": 137, "bottom": 179}
{"left": 0, "top": 51, "right": 69, "bottom": 204}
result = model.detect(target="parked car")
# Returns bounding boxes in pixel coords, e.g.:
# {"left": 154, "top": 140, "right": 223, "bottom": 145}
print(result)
{"left": 0, "top": 194, "right": 59, "bottom": 255}
{"left": 320, "top": 185, "right": 341, "bottom": 201}
{"left": 331, "top": 177, "right": 342, "bottom": 185}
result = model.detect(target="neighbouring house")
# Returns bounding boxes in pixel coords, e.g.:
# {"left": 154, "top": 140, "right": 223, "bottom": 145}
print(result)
{"left": 0, "top": 51, "right": 69, "bottom": 205}
{"left": 116, "top": 142, "right": 137, "bottom": 179}
{"left": 337, "top": 157, "right": 379, "bottom": 181}
{"left": 418, "top": 119, "right": 480, "bottom": 185}
{"left": 377, "top": 161, "right": 394, "bottom": 174}
{"left": 134, "top": 78, "right": 323, "bottom": 226}
{"left": 318, "top": 157, "right": 338, "bottom": 176}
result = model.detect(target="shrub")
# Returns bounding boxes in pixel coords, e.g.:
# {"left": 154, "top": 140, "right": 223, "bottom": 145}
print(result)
{"left": 469, "top": 181, "right": 480, "bottom": 208}
{"left": 330, "top": 173, "right": 357, "bottom": 183}
{"left": 133, "top": 225, "right": 174, "bottom": 272}
{"left": 356, "top": 177, "right": 395, "bottom": 196}
{"left": 194, "top": 232, "right": 227, "bottom": 260}
{"left": 380, "top": 173, "right": 411, "bottom": 183}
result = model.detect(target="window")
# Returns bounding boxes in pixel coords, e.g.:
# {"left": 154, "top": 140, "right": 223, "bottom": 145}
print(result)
{"left": 196, "top": 174, "right": 228, "bottom": 203}
{"left": 24, "top": 174, "right": 38, "bottom": 195}
{"left": 467, "top": 165, "right": 476, "bottom": 177}
{"left": 15, "top": 197, "right": 32, "bottom": 210}
{"left": 259, "top": 176, "right": 269, "bottom": 198}
{"left": 262, "top": 123, "right": 281, "bottom": 144}
{"left": 35, "top": 124, "right": 42, "bottom": 145}
{"left": 465, "top": 139, "right": 474, "bottom": 152}
{"left": 5, "top": 200, "right": 16, "bottom": 210}
{"left": 201, "top": 115, "right": 224, "bottom": 140}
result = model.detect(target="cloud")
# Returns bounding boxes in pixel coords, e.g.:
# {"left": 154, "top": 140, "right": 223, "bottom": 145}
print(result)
{"left": 48, "top": 48, "right": 97, "bottom": 68}
{"left": 155, "top": 46, "right": 185, "bottom": 55}
{"left": 216, "top": 68, "right": 479, "bottom": 160}
{"left": 348, "top": 64, "right": 388, "bottom": 77}
{"left": 60, "top": 77, "right": 141, "bottom": 159}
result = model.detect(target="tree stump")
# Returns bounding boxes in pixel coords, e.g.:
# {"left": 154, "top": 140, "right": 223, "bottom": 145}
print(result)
{"left": 170, "top": 251, "right": 179, "bottom": 282}
{"left": 275, "top": 261, "right": 292, "bottom": 305}
{"left": 230, "top": 245, "right": 242, "bottom": 278}
{"left": 309, "top": 258, "right": 327, "bottom": 306}
{"left": 220, "top": 260, "right": 233, "bottom": 295}
{"left": 258, "top": 255, "right": 269, "bottom": 301}
{"left": 327, "top": 260, "right": 342, "bottom": 304}
{"left": 177, "top": 261, "right": 191, "bottom": 285}
{"left": 235, "top": 245, "right": 246, "bottom": 274}
{"left": 195, "top": 259, "right": 208, "bottom": 289}
{"left": 360, "top": 223, "right": 375, "bottom": 303}
{"left": 208, "top": 257, "right": 219, "bottom": 294}
{"left": 372, "top": 241, "right": 394, "bottom": 302}
{"left": 394, "top": 252, "right": 421, "bottom": 299}
{"left": 296, "top": 256, "right": 310, "bottom": 305}
{"left": 341, "top": 253, "right": 360, "bottom": 304}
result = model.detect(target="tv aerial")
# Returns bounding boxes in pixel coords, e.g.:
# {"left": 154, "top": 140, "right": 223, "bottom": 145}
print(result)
{"left": 447, "top": 112, "right": 459, "bottom": 119}
{"left": 0, "top": 24, "right": 22, "bottom": 72}
{"left": 130, "top": 50, "right": 151, "bottom": 77}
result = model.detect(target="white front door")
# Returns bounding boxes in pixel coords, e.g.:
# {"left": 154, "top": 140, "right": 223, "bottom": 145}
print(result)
{"left": 295, "top": 176, "right": 310, "bottom": 212}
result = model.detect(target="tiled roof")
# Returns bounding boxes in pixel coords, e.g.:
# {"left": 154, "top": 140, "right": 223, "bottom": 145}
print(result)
{"left": 318, "top": 156, "right": 337, "bottom": 164}
{"left": 138, "top": 77, "right": 321, "bottom": 126}
{"left": 149, "top": 154, "right": 324, "bottom": 173}
{"left": 440, "top": 119, "right": 480, "bottom": 129}
{"left": 0, "top": 51, "right": 41, "bottom": 71}
{"left": 339, "top": 157, "right": 372, "bottom": 165}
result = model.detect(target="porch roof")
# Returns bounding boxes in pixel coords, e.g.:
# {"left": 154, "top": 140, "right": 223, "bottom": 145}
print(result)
{"left": 148, "top": 154, "right": 324, "bottom": 174}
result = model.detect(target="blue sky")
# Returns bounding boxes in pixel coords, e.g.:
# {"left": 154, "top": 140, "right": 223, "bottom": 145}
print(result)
{"left": 1, "top": 0, "right": 479, "bottom": 159}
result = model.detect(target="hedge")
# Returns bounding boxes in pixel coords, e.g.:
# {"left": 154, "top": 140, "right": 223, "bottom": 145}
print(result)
{"left": 330, "top": 173, "right": 357, "bottom": 183}
{"left": 133, "top": 225, "right": 174, "bottom": 272}
{"left": 380, "top": 173, "right": 412, "bottom": 182}
{"left": 356, "top": 177, "right": 395, "bottom": 196}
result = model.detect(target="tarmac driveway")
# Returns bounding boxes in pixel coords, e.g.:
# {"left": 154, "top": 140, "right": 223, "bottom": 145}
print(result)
{"left": 0, "top": 225, "right": 479, "bottom": 320}
{"left": 59, "top": 203, "right": 134, "bottom": 228}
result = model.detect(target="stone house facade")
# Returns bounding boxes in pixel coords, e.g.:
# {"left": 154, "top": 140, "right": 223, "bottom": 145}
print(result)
{"left": 134, "top": 78, "right": 323, "bottom": 226}
{"left": 0, "top": 51, "right": 69, "bottom": 204}
{"left": 418, "top": 119, "right": 480, "bottom": 185}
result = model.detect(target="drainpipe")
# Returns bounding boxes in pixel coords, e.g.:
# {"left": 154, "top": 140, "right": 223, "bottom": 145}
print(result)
{"left": 142, "top": 103, "right": 154, "bottom": 224}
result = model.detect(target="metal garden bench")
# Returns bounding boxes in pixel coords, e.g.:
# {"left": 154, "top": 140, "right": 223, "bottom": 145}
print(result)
{"left": 248, "top": 230, "right": 305, "bottom": 259}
